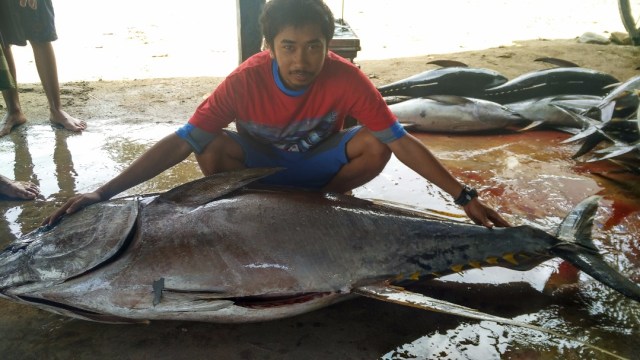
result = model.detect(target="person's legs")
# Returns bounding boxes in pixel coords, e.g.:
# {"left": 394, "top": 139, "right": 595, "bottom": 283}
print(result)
{"left": 0, "top": 44, "right": 27, "bottom": 137}
{"left": 0, "top": 174, "right": 39, "bottom": 200}
{"left": 194, "top": 132, "right": 246, "bottom": 175}
{"left": 195, "top": 128, "right": 390, "bottom": 192}
{"left": 322, "top": 128, "right": 391, "bottom": 193}
{"left": 30, "top": 41, "right": 86, "bottom": 132}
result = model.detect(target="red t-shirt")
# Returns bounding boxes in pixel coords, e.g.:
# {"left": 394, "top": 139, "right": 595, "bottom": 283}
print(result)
{"left": 188, "top": 50, "right": 403, "bottom": 152}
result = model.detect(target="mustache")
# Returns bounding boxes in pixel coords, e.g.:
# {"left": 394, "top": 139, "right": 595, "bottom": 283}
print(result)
{"left": 289, "top": 70, "right": 313, "bottom": 76}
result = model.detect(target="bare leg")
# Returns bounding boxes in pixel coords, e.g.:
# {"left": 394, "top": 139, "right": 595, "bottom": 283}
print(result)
{"left": 194, "top": 132, "right": 245, "bottom": 175}
{"left": 0, "top": 174, "right": 39, "bottom": 200}
{"left": 0, "top": 45, "right": 27, "bottom": 137}
{"left": 323, "top": 128, "right": 391, "bottom": 193}
{"left": 30, "top": 41, "right": 86, "bottom": 132}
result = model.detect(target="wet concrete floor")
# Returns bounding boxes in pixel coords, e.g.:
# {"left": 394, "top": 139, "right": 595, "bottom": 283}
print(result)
{"left": 0, "top": 121, "right": 639, "bottom": 359}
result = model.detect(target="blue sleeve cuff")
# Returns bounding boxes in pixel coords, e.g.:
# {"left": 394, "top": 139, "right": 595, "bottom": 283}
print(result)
{"left": 372, "top": 121, "right": 407, "bottom": 144}
{"left": 175, "top": 123, "right": 216, "bottom": 154}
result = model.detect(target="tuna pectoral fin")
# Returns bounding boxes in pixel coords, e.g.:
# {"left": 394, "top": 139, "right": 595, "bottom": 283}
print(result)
{"left": 423, "top": 95, "right": 472, "bottom": 105}
{"left": 518, "top": 120, "right": 544, "bottom": 132}
{"left": 156, "top": 167, "right": 284, "bottom": 206}
{"left": 553, "top": 196, "right": 640, "bottom": 302}
{"left": 355, "top": 284, "right": 561, "bottom": 330}
{"left": 354, "top": 284, "right": 625, "bottom": 360}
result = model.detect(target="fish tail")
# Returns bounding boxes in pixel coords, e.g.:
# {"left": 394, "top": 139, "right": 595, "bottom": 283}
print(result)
{"left": 551, "top": 196, "right": 640, "bottom": 302}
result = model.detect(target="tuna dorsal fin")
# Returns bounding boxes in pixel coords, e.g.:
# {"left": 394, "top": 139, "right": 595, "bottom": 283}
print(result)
{"left": 354, "top": 284, "right": 625, "bottom": 358}
{"left": 534, "top": 57, "right": 580, "bottom": 68}
{"left": 157, "top": 167, "right": 283, "bottom": 206}
{"left": 426, "top": 59, "right": 469, "bottom": 68}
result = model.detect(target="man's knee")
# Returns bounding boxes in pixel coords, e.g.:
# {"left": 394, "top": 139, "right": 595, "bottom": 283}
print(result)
{"left": 350, "top": 129, "right": 391, "bottom": 167}
{"left": 195, "top": 133, "right": 244, "bottom": 175}
{"left": 369, "top": 137, "right": 392, "bottom": 164}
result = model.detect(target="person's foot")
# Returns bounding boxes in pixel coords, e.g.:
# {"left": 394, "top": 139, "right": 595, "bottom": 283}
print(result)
{"left": 0, "top": 112, "right": 27, "bottom": 137}
{"left": 0, "top": 175, "right": 39, "bottom": 200}
{"left": 50, "top": 109, "right": 87, "bottom": 132}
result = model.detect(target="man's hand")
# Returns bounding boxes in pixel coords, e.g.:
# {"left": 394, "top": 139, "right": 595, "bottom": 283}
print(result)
{"left": 19, "top": 0, "right": 37, "bottom": 10}
{"left": 462, "top": 197, "right": 511, "bottom": 228}
{"left": 43, "top": 192, "right": 103, "bottom": 226}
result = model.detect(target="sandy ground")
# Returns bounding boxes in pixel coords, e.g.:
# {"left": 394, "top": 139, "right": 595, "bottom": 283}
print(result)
{"left": 5, "top": 0, "right": 638, "bottom": 121}
{"left": 8, "top": 0, "right": 634, "bottom": 83}
{"left": 6, "top": 39, "right": 640, "bottom": 129}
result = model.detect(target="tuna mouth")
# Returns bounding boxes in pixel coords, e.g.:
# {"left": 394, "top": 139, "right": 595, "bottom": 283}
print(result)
{"left": 230, "top": 292, "right": 334, "bottom": 309}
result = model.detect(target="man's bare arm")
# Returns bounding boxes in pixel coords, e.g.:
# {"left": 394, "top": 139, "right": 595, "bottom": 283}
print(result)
{"left": 387, "top": 134, "right": 510, "bottom": 228}
{"left": 45, "top": 133, "right": 193, "bottom": 225}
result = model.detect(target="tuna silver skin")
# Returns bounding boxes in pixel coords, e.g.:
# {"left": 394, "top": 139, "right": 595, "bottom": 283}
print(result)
{"left": 389, "top": 95, "right": 525, "bottom": 133}
{"left": 0, "top": 168, "right": 638, "bottom": 324}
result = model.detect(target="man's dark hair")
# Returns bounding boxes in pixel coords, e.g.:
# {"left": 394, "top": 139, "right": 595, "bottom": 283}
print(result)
{"left": 260, "top": 0, "right": 335, "bottom": 49}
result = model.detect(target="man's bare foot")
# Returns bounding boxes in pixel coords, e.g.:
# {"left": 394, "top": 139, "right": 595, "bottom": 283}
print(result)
{"left": 0, "top": 112, "right": 28, "bottom": 137}
{"left": 0, "top": 175, "right": 39, "bottom": 200}
{"left": 50, "top": 109, "right": 87, "bottom": 132}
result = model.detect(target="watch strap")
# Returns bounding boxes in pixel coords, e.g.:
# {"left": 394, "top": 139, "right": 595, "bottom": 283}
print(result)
{"left": 454, "top": 185, "right": 478, "bottom": 206}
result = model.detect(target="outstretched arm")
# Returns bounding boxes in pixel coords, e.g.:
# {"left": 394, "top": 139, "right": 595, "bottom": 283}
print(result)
{"left": 387, "top": 134, "right": 511, "bottom": 228}
{"left": 44, "top": 133, "right": 193, "bottom": 225}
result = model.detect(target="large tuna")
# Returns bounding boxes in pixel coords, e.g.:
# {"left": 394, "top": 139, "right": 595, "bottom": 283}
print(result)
{"left": 0, "top": 168, "right": 638, "bottom": 329}
{"left": 376, "top": 66, "right": 508, "bottom": 98}
{"left": 389, "top": 95, "right": 525, "bottom": 133}
{"left": 480, "top": 67, "right": 619, "bottom": 104}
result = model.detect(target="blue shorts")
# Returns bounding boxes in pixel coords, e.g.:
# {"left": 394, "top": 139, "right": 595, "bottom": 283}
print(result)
{"left": 226, "top": 127, "right": 362, "bottom": 189}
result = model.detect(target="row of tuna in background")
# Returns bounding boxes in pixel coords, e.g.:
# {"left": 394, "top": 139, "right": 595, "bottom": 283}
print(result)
{"left": 378, "top": 58, "right": 640, "bottom": 174}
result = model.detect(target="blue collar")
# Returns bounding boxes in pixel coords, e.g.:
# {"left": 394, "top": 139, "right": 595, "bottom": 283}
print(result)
{"left": 272, "top": 60, "right": 307, "bottom": 97}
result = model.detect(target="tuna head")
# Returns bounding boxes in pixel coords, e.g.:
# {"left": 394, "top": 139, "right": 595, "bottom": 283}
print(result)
{"left": 0, "top": 198, "right": 138, "bottom": 300}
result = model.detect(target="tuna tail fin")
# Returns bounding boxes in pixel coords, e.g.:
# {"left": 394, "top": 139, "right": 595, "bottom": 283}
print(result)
{"left": 551, "top": 196, "right": 640, "bottom": 302}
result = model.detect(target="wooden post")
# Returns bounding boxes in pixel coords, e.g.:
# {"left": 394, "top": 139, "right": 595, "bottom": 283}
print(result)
{"left": 237, "top": 0, "right": 266, "bottom": 64}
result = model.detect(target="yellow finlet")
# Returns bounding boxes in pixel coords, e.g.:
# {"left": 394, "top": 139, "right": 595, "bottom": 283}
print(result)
{"left": 468, "top": 261, "right": 482, "bottom": 269}
{"left": 485, "top": 256, "right": 499, "bottom": 265}
{"left": 408, "top": 271, "right": 421, "bottom": 281}
{"left": 502, "top": 253, "right": 519, "bottom": 266}
{"left": 450, "top": 264, "right": 465, "bottom": 273}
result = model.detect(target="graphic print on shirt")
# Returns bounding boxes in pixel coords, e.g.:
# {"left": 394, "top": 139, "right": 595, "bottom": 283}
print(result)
{"left": 238, "top": 111, "right": 338, "bottom": 152}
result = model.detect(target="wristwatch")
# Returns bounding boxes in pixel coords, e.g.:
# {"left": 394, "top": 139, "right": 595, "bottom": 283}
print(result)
{"left": 454, "top": 185, "right": 478, "bottom": 206}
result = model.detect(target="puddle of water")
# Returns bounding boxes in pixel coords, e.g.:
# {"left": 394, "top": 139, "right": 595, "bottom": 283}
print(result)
{"left": 0, "top": 121, "right": 202, "bottom": 241}
{"left": 0, "top": 126, "right": 639, "bottom": 359}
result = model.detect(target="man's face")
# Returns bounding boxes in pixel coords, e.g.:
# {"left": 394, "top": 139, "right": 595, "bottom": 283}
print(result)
{"left": 269, "top": 24, "right": 328, "bottom": 91}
